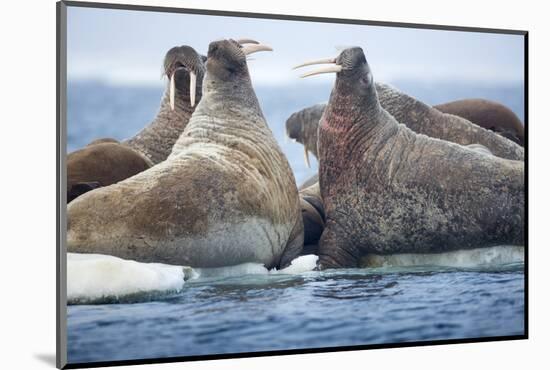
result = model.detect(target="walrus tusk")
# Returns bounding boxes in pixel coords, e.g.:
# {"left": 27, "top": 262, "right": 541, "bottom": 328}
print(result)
{"left": 242, "top": 44, "right": 273, "bottom": 55}
{"left": 189, "top": 71, "right": 196, "bottom": 107}
{"left": 292, "top": 58, "right": 337, "bottom": 70}
{"left": 169, "top": 72, "right": 176, "bottom": 110}
{"left": 299, "top": 65, "right": 343, "bottom": 78}
{"left": 236, "top": 38, "right": 260, "bottom": 45}
{"left": 304, "top": 146, "right": 311, "bottom": 168}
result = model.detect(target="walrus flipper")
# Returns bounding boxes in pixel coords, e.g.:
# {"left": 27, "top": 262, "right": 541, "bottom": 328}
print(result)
{"left": 317, "top": 220, "right": 360, "bottom": 269}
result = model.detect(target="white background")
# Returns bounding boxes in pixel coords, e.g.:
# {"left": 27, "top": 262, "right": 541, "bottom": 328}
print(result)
{"left": 0, "top": 0, "right": 547, "bottom": 369}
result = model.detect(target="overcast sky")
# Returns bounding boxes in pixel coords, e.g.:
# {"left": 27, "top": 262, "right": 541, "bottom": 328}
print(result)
{"left": 67, "top": 6, "right": 525, "bottom": 87}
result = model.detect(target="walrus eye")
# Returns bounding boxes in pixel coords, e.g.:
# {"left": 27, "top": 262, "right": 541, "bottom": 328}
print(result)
{"left": 361, "top": 72, "right": 373, "bottom": 86}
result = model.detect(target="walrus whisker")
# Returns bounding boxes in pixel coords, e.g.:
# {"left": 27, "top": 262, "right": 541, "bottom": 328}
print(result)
{"left": 299, "top": 65, "right": 343, "bottom": 78}
{"left": 236, "top": 38, "right": 260, "bottom": 45}
{"left": 292, "top": 58, "right": 337, "bottom": 70}
{"left": 189, "top": 71, "right": 197, "bottom": 107}
{"left": 241, "top": 44, "right": 273, "bottom": 55}
{"left": 169, "top": 72, "right": 176, "bottom": 110}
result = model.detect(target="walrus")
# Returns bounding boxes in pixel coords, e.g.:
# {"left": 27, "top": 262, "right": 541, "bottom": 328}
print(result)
{"left": 434, "top": 99, "right": 524, "bottom": 146}
{"left": 291, "top": 105, "right": 494, "bottom": 255}
{"left": 294, "top": 47, "right": 524, "bottom": 269}
{"left": 285, "top": 87, "right": 523, "bottom": 164}
{"left": 67, "top": 140, "right": 152, "bottom": 203}
{"left": 67, "top": 39, "right": 304, "bottom": 270}
{"left": 299, "top": 182, "right": 325, "bottom": 253}
{"left": 124, "top": 45, "right": 207, "bottom": 164}
{"left": 296, "top": 142, "right": 493, "bottom": 256}
{"left": 66, "top": 46, "right": 206, "bottom": 203}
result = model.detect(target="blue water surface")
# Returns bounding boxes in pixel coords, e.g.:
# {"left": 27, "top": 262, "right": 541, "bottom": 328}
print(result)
{"left": 67, "top": 264, "right": 524, "bottom": 364}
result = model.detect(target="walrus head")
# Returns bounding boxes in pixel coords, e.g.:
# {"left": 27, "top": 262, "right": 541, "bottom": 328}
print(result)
{"left": 285, "top": 110, "right": 312, "bottom": 167}
{"left": 294, "top": 47, "right": 378, "bottom": 120}
{"left": 163, "top": 45, "right": 206, "bottom": 110}
{"left": 205, "top": 38, "right": 273, "bottom": 82}
{"left": 285, "top": 111, "right": 303, "bottom": 143}
{"left": 285, "top": 104, "right": 326, "bottom": 167}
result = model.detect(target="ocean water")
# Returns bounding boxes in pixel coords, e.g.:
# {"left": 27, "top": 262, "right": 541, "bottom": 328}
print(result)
{"left": 66, "top": 80, "right": 525, "bottom": 365}
{"left": 67, "top": 256, "right": 524, "bottom": 364}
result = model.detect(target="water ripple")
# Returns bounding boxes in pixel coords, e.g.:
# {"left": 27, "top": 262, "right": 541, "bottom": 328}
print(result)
{"left": 68, "top": 265, "right": 525, "bottom": 364}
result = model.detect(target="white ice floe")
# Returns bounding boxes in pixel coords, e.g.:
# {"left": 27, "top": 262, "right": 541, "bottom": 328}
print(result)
{"left": 190, "top": 254, "right": 318, "bottom": 279}
{"left": 67, "top": 253, "right": 194, "bottom": 304}
{"left": 67, "top": 253, "right": 318, "bottom": 304}
{"left": 361, "top": 246, "right": 524, "bottom": 268}
{"left": 67, "top": 245, "right": 523, "bottom": 304}
{"left": 272, "top": 254, "right": 318, "bottom": 274}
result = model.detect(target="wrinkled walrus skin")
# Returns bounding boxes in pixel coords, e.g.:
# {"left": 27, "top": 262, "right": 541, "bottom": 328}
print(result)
{"left": 285, "top": 85, "right": 524, "bottom": 161}
{"left": 310, "top": 47, "right": 524, "bottom": 269}
{"left": 296, "top": 142, "right": 495, "bottom": 256}
{"left": 68, "top": 39, "right": 303, "bottom": 270}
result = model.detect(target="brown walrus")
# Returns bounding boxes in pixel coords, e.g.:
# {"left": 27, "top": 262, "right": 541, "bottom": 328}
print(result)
{"left": 66, "top": 46, "right": 206, "bottom": 203}
{"left": 299, "top": 182, "right": 325, "bottom": 254}
{"left": 124, "top": 45, "right": 207, "bottom": 164}
{"left": 296, "top": 140, "right": 494, "bottom": 255}
{"left": 67, "top": 140, "right": 151, "bottom": 203}
{"left": 288, "top": 95, "right": 500, "bottom": 252}
{"left": 67, "top": 39, "right": 304, "bottom": 269}
{"left": 295, "top": 47, "right": 524, "bottom": 269}
{"left": 285, "top": 86, "right": 523, "bottom": 164}
{"left": 435, "top": 99, "right": 524, "bottom": 146}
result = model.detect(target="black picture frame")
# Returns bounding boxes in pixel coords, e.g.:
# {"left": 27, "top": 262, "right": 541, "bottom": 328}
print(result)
{"left": 56, "top": 1, "right": 528, "bottom": 368}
